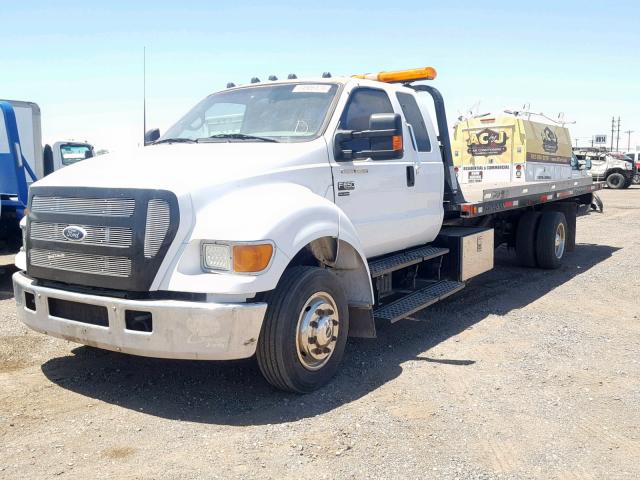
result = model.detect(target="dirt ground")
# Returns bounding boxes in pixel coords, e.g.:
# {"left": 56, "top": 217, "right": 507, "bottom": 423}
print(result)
{"left": 0, "top": 187, "right": 638, "bottom": 480}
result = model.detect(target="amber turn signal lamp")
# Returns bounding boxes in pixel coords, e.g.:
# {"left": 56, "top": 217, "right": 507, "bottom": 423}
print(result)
{"left": 233, "top": 244, "right": 273, "bottom": 272}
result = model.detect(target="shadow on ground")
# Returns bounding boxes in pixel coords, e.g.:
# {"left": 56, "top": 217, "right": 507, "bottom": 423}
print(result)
{"left": 0, "top": 264, "right": 17, "bottom": 301}
{"left": 40, "top": 243, "right": 619, "bottom": 426}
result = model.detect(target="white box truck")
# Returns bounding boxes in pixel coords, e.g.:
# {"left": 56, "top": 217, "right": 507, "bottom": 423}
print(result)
{"left": 13, "top": 67, "right": 602, "bottom": 392}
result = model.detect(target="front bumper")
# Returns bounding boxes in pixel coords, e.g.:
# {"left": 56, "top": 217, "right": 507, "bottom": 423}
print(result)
{"left": 13, "top": 272, "right": 267, "bottom": 360}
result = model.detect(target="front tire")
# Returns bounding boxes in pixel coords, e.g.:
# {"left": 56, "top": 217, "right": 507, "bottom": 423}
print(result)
{"left": 606, "top": 172, "right": 626, "bottom": 189}
{"left": 535, "top": 212, "right": 568, "bottom": 269}
{"left": 256, "top": 266, "right": 349, "bottom": 393}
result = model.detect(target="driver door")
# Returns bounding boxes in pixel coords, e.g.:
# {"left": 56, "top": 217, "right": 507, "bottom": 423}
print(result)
{"left": 330, "top": 87, "right": 426, "bottom": 258}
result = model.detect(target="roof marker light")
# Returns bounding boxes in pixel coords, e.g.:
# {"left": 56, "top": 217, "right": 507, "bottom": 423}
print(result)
{"left": 268, "top": 75, "right": 278, "bottom": 81}
{"left": 352, "top": 66, "right": 437, "bottom": 83}
{"left": 226, "top": 82, "right": 236, "bottom": 88}
{"left": 322, "top": 72, "right": 332, "bottom": 78}
{"left": 250, "top": 77, "right": 260, "bottom": 84}
{"left": 287, "top": 73, "right": 298, "bottom": 79}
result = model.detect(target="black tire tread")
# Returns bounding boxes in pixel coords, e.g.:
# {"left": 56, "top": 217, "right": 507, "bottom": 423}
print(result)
{"left": 256, "top": 266, "right": 348, "bottom": 393}
{"left": 606, "top": 172, "right": 626, "bottom": 189}
{"left": 535, "top": 211, "right": 567, "bottom": 270}
{"left": 257, "top": 266, "right": 310, "bottom": 392}
{"left": 516, "top": 211, "right": 541, "bottom": 267}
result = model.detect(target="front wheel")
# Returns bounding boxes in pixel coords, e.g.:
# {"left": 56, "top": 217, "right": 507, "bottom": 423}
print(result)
{"left": 606, "top": 172, "right": 626, "bottom": 189}
{"left": 256, "top": 266, "right": 349, "bottom": 393}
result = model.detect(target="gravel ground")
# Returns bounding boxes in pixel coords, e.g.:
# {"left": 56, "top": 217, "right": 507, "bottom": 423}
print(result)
{"left": 0, "top": 187, "right": 639, "bottom": 480}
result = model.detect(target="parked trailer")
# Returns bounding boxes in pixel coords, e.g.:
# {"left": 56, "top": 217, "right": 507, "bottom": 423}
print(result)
{"left": 13, "top": 67, "right": 602, "bottom": 392}
{"left": 0, "top": 100, "right": 39, "bottom": 249}
{"left": 0, "top": 100, "right": 96, "bottom": 251}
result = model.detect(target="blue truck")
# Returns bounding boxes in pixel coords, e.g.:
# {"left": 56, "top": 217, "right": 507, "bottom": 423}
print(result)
{"left": 0, "top": 100, "right": 95, "bottom": 251}
{"left": 0, "top": 100, "right": 39, "bottom": 250}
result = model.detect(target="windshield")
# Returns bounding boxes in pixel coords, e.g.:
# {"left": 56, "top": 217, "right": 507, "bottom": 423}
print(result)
{"left": 160, "top": 83, "right": 339, "bottom": 143}
{"left": 610, "top": 153, "right": 631, "bottom": 161}
{"left": 60, "top": 144, "right": 94, "bottom": 165}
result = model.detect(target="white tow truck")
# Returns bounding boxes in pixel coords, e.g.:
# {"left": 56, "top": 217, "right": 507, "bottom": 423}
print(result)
{"left": 13, "top": 67, "right": 602, "bottom": 392}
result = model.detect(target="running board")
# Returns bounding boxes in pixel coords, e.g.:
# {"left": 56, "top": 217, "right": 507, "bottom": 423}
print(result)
{"left": 373, "top": 280, "right": 465, "bottom": 323}
{"left": 368, "top": 246, "right": 449, "bottom": 278}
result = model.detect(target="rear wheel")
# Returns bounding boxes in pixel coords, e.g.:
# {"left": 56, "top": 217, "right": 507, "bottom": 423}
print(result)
{"left": 256, "top": 266, "right": 349, "bottom": 393}
{"left": 535, "top": 211, "right": 567, "bottom": 269}
{"left": 606, "top": 172, "right": 626, "bottom": 189}
{"left": 515, "top": 211, "right": 542, "bottom": 267}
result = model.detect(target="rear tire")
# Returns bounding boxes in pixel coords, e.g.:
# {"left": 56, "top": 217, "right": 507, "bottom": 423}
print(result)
{"left": 256, "top": 266, "right": 349, "bottom": 393}
{"left": 535, "top": 211, "right": 567, "bottom": 269}
{"left": 516, "top": 211, "right": 541, "bottom": 267}
{"left": 606, "top": 172, "right": 626, "bottom": 189}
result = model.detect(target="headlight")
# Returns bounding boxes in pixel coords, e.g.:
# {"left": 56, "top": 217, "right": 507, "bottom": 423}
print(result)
{"left": 202, "top": 243, "right": 232, "bottom": 271}
{"left": 201, "top": 241, "right": 274, "bottom": 274}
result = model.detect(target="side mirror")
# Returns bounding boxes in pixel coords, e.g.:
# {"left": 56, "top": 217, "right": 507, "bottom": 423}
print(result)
{"left": 334, "top": 113, "right": 403, "bottom": 161}
{"left": 144, "top": 128, "right": 160, "bottom": 145}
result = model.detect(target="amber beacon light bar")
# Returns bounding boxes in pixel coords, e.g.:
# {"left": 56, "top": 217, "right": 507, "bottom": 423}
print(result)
{"left": 352, "top": 67, "right": 438, "bottom": 83}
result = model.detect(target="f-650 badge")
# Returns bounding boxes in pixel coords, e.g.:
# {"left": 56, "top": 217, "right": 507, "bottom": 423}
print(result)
{"left": 338, "top": 181, "right": 355, "bottom": 191}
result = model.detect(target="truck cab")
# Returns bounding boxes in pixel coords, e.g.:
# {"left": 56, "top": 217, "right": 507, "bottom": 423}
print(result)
{"left": 43, "top": 141, "right": 96, "bottom": 176}
{"left": 623, "top": 151, "right": 640, "bottom": 184}
{"left": 574, "top": 148, "right": 635, "bottom": 189}
{"left": 13, "top": 68, "right": 600, "bottom": 392}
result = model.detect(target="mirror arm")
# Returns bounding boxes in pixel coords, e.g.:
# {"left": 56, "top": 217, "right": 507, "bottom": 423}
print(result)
{"left": 351, "top": 128, "right": 398, "bottom": 139}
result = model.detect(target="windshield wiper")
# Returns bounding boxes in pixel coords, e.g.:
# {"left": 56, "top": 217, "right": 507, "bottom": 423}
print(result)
{"left": 152, "top": 137, "right": 197, "bottom": 145}
{"left": 198, "top": 133, "right": 279, "bottom": 143}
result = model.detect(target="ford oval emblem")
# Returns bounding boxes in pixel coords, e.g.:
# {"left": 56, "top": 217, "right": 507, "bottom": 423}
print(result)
{"left": 62, "top": 225, "right": 87, "bottom": 242}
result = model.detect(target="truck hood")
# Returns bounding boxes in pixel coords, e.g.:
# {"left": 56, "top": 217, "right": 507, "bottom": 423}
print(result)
{"left": 34, "top": 141, "right": 330, "bottom": 196}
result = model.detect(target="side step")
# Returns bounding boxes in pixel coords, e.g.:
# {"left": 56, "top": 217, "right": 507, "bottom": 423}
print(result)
{"left": 368, "top": 245, "right": 449, "bottom": 278}
{"left": 373, "top": 280, "right": 465, "bottom": 323}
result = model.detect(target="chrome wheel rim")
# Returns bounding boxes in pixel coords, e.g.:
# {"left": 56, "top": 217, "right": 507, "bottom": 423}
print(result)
{"left": 555, "top": 222, "right": 566, "bottom": 259}
{"left": 295, "top": 292, "right": 339, "bottom": 371}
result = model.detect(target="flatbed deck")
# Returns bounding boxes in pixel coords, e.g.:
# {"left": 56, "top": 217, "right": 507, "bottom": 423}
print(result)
{"left": 450, "top": 177, "right": 603, "bottom": 218}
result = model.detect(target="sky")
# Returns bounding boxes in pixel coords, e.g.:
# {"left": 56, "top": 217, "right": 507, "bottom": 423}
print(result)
{"left": 1, "top": 1, "right": 639, "bottom": 153}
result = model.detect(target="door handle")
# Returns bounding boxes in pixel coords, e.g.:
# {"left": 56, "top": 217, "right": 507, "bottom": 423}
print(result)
{"left": 406, "top": 166, "right": 415, "bottom": 187}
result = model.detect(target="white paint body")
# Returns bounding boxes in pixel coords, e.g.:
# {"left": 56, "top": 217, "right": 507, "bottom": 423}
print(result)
{"left": 15, "top": 78, "right": 445, "bottom": 360}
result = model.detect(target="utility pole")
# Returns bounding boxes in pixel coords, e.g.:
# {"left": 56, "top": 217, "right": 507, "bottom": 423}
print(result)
{"left": 625, "top": 130, "right": 634, "bottom": 152}
{"left": 616, "top": 117, "right": 621, "bottom": 152}
{"left": 611, "top": 117, "right": 615, "bottom": 151}
{"left": 143, "top": 46, "right": 147, "bottom": 144}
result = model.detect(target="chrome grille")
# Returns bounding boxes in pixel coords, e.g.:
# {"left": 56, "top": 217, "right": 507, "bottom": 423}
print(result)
{"left": 144, "top": 199, "right": 170, "bottom": 258}
{"left": 30, "top": 222, "right": 133, "bottom": 248}
{"left": 30, "top": 249, "right": 132, "bottom": 277}
{"left": 31, "top": 196, "right": 135, "bottom": 217}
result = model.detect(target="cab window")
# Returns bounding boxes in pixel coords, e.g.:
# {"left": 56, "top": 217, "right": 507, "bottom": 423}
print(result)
{"left": 396, "top": 92, "right": 431, "bottom": 152}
